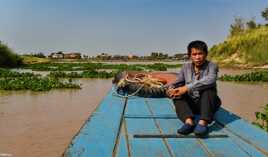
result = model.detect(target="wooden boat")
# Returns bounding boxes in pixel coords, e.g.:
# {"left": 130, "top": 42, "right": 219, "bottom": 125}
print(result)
{"left": 63, "top": 88, "right": 268, "bottom": 157}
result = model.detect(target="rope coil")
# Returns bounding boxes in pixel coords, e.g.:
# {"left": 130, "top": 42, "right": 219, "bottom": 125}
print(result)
{"left": 113, "top": 73, "right": 166, "bottom": 98}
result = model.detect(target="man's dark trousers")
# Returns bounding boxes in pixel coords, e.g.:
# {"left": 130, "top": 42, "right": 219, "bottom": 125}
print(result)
{"left": 172, "top": 88, "right": 221, "bottom": 123}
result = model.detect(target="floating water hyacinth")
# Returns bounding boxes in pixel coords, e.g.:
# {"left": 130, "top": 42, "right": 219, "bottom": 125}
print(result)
{"left": 219, "top": 70, "right": 268, "bottom": 82}
{"left": 22, "top": 63, "right": 181, "bottom": 71}
{"left": 48, "top": 70, "right": 117, "bottom": 78}
{"left": 0, "top": 69, "right": 81, "bottom": 91}
{"left": 0, "top": 77, "right": 81, "bottom": 91}
{"left": 0, "top": 68, "right": 36, "bottom": 77}
{"left": 253, "top": 104, "right": 268, "bottom": 132}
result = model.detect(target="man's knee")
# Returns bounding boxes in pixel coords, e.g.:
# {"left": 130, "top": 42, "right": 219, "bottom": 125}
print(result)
{"left": 172, "top": 93, "right": 188, "bottom": 102}
{"left": 199, "top": 88, "right": 221, "bottom": 107}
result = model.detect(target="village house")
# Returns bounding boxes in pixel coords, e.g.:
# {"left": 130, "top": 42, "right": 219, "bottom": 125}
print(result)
{"left": 127, "top": 54, "right": 138, "bottom": 59}
{"left": 48, "top": 52, "right": 81, "bottom": 59}
{"left": 96, "top": 53, "right": 112, "bottom": 60}
{"left": 48, "top": 52, "right": 64, "bottom": 59}
{"left": 173, "top": 53, "right": 189, "bottom": 60}
{"left": 64, "top": 52, "right": 81, "bottom": 59}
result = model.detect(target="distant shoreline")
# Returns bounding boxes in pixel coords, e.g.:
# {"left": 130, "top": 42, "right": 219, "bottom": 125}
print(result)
{"left": 20, "top": 56, "right": 268, "bottom": 70}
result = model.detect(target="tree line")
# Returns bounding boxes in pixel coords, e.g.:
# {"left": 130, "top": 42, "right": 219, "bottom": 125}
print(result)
{"left": 229, "top": 6, "right": 268, "bottom": 37}
{"left": 0, "top": 41, "right": 22, "bottom": 67}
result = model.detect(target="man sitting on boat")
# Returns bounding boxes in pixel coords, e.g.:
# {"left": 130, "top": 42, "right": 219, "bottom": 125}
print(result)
{"left": 166, "top": 40, "right": 222, "bottom": 137}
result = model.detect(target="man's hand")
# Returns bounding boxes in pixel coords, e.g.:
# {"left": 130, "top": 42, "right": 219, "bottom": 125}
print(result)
{"left": 166, "top": 86, "right": 189, "bottom": 99}
{"left": 166, "top": 87, "right": 179, "bottom": 98}
{"left": 177, "top": 86, "right": 188, "bottom": 95}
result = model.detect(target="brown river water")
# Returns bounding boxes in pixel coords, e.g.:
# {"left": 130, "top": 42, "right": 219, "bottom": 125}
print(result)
{"left": 1, "top": 68, "right": 268, "bottom": 157}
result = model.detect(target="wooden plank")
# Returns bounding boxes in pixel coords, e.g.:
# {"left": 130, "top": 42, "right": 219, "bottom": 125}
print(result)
{"left": 115, "top": 133, "right": 129, "bottom": 157}
{"left": 213, "top": 123, "right": 267, "bottom": 157}
{"left": 114, "top": 119, "right": 130, "bottom": 157}
{"left": 133, "top": 134, "right": 228, "bottom": 138}
{"left": 145, "top": 98, "right": 209, "bottom": 157}
{"left": 124, "top": 114, "right": 178, "bottom": 119}
{"left": 64, "top": 89, "right": 268, "bottom": 157}
{"left": 215, "top": 108, "right": 268, "bottom": 156}
{"left": 125, "top": 97, "right": 173, "bottom": 157}
{"left": 200, "top": 122, "right": 252, "bottom": 157}
{"left": 145, "top": 98, "right": 262, "bottom": 157}
{"left": 64, "top": 90, "right": 126, "bottom": 157}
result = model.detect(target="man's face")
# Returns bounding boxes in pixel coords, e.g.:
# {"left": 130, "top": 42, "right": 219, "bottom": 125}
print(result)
{"left": 190, "top": 48, "right": 207, "bottom": 67}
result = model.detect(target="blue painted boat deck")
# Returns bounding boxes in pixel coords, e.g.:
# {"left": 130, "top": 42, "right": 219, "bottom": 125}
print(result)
{"left": 64, "top": 89, "right": 268, "bottom": 157}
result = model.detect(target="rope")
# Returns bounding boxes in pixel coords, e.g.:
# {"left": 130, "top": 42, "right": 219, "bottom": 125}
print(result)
{"left": 125, "top": 73, "right": 164, "bottom": 88}
{"left": 112, "top": 73, "right": 165, "bottom": 98}
{"left": 112, "top": 84, "right": 144, "bottom": 99}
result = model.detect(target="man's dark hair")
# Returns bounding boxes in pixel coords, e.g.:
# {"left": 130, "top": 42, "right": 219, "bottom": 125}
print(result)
{"left": 187, "top": 40, "right": 208, "bottom": 56}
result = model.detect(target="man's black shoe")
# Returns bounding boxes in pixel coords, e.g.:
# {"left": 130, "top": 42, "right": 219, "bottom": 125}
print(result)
{"left": 177, "top": 123, "right": 195, "bottom": 135}
{"left": 194, "top": 124, "right": 209, "bottom": 137}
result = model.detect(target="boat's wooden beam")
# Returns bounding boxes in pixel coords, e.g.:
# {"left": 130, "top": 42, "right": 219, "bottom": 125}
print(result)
{"left": 133, "top": 134, "right": 228, "bottom": 138}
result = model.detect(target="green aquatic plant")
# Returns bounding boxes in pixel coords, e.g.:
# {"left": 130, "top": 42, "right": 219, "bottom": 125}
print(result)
{"left": 0, "top": 68, "right": 36, "bottom": 77}
{"left": 22, "top": 63, "right": 181, "bottom": 71}
{"left": 219, "top": 70, "right": 268, "bottom": 82}
{"left": 48, "top": 70, "right": 116, "bottom": 78}
{"left": 0, "top": 69, "right": 81, "bottom": 91}
{"left": 0, "top": 76, "right": 80, "bottom": 91}
{"left": 48, "top": 71, "right": 81, "bottom": 78}
{"left": 81, "top": 70, "right": 116, "bottom": 78}
{"left": 253, "top": 104, "right": 268, "bottom": 132}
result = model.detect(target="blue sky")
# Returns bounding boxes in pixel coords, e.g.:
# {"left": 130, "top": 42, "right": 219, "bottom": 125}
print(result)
{"left": 1, "top": 0, "right": 268, "bottom": 56}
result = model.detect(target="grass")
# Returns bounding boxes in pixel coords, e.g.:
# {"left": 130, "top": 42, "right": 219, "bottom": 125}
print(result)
{"left": 209, "top": 26, "right": 268, "bottom": 66}
{"left": 21, "top": 56, "right": 51, "bottom": 64}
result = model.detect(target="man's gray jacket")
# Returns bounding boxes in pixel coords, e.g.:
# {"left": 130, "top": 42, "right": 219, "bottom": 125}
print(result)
{"left": 166, "top": 60, "right": 219, "bottom": 100}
